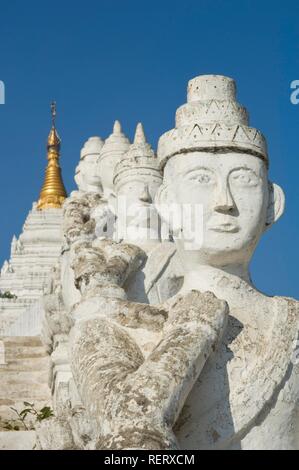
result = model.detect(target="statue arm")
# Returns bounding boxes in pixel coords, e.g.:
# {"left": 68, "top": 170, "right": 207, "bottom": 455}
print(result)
{"left": 70, "top": 291, "right": 227, "bottom": 450}
{"left": 69, "top": 240, "right": 228, "bottom": 450}
{"left": 100, "top": 290, "right": 228, "bottom": 449}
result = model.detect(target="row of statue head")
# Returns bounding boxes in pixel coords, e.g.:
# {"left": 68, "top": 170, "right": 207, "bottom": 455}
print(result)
{"left": 75, "top": 74, "right": 285, "bottom": 279}
{"left": 75, "top": 119, "right": 161, "bottom": 201}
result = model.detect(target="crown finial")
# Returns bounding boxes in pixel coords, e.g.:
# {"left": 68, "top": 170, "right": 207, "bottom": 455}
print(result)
{"left": 113, "top": 120, "right": 122, "bottom": 134}
{"left": 134, "top": 122, "right": 146, "bottom": 144}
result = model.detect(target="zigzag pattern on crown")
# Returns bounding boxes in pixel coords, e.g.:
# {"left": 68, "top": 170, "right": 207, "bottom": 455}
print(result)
{"left": 157, "top": 122, "right": 268, "bottom": 170}
{"left": 175, "top": 100, "right": 249, "bottom": 127}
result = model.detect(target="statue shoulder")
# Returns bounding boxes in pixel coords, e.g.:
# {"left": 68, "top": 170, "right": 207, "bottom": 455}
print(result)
{"left": 144, "top": 242, "right": 184, "bottom": 303}
{"left": 272, "top": 295, "right": 299, "bottom": 335}
{"left": 273, "top": 294, "right": 299, "bottom": 310}
{"left": 145, "top": 242, "right": 178, "bottom": 279}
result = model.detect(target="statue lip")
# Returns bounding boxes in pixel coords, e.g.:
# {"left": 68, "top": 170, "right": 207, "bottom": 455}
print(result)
{"left": 208, "top": 223, "right": 239, "bottom": 233}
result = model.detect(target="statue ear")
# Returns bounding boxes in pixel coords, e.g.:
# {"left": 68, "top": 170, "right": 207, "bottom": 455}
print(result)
{"left": 265, "top": 182, "right": 285, "bottom": 230}
{"left": 155, "top": 183, "right": 182, "bottom": 236}
{"left": 155, "top": 183, "right": 170, "bottom": 208}
{"left": 75, "top": 166, "right": 86, "bottom": 192}
{"left": 74, "top": 167, "right": 82, "bottom": 189}
{"left": 108, "top": 192, "right": 117, "bottom": 215}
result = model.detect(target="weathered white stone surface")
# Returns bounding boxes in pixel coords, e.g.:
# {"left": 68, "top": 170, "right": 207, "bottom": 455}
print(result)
{"left": 0, "top": 336, "right": 51, "bottom": 423}
{"left": 0, "top": 431, "right": 37, "bottom": 450}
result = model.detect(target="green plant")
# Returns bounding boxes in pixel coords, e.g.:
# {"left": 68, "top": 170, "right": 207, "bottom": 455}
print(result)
{"left": 0, "top": 290, "right": 17, "bottom": 300}
{"left": 1, "top": 402, "right": 54, "bottom": 431}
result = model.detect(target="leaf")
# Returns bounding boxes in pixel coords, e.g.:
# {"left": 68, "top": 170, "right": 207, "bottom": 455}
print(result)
{"left": 9, "top": 407, "right": 21, "bottom": 419}
{"left": 10, "top": 407, "right": 19, "bottom": 414}
{"left": 20, "top": 408, "right": 34, "bottom": 416}
{"left": 23, "top": 402, "right": 34, "bottom": 408}
{"left": 4, "top": 424, "right": 14, "bottom": 430}
{"left": 37, "top": 406, "right": 54, "bottom": 421}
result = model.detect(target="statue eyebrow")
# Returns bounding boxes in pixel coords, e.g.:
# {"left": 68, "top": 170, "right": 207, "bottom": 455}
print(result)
{"left": 180, "top": 166, "right": 216, "bottom": 177}
{"left": 228, "top": 167, "right": 259, "bottom": 177}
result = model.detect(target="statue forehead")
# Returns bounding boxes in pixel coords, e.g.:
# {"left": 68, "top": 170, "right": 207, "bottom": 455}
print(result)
{"left": 164, "top": 152, "right": 267, "bottom": 178}
{"left": 117, "top": 173, "right": 162, "bottom": 190}
{"left": 81, "top": 154, "right": 97, "bottom": 163}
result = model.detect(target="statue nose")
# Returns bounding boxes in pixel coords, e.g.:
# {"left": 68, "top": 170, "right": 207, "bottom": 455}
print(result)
{"left": 213, "top": 184, "right": 235, "bottom": 213}
{"left": 139, "top": 185, "right": 152, "bottom": 203}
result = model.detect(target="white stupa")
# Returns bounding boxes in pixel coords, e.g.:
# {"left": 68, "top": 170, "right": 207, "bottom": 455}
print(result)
{"left": 0, "top": 103, "right": 67, "bottom": 336}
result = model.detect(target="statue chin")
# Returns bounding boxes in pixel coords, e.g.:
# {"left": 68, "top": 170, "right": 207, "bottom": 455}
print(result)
{"left": 175, "top": 231, "right": 259, "bottom": 270}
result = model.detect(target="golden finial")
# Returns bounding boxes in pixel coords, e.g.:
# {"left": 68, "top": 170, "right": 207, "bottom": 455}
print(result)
{"left": 51, "top": 101, "right": 56, "bottom": 125}
{"left": 37, "top": 102, "right": 67, "bottom": 210}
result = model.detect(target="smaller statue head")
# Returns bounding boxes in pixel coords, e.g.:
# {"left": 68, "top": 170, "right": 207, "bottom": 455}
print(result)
{"left": 75, "top": 136, "right": 104, "bottom": 193}
{"left": 113, "top": 123, "right": 163, "bottom": 244}
{"left": 97, "top": 121, "right": 130, "bottom": 200}
{"left": 156, "top": 75, "right": 285, "bottom": 278}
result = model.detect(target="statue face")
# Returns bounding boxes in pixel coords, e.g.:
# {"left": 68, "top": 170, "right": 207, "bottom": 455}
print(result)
{"left": 115, "top": 176, "right": 162, "bottom": 241}
{"left": 79, "top": 155, "right": 102, "bottom": 189}
{"left": 117, "top": 177, "right": 161, "bottom": 209}
{"left": 163, "top": 152, "right": 269, "bottom": 266}
{"left": 97, "top": 156, "right": 119, "bottom": 198}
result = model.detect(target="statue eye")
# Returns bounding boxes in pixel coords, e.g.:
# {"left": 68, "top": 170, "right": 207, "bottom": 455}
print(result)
{"left": 230, "top": 170, "right": 259, "bottom": 187}
{"left": 190, "top": 172, "right": 214, "bottom": 185}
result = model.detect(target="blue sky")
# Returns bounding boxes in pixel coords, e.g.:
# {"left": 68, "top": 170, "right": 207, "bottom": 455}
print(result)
{"left": 0, "top": 0, "right": 298, "bottom": 298}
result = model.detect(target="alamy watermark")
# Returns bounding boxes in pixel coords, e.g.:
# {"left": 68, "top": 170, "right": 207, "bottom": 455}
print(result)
{"left": 98, "top": 197, "right": 204, "bottom": 250}
{"left": 0, "top": 80, "right": 5, "bottom": 104}
{"left": 290, "top": 80, "right": 299, "bottom": 104}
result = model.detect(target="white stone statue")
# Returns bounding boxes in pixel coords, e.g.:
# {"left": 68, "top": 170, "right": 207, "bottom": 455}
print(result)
{"left": 38, "top": 75, "right": 299, "bottom": 451}
{"left": 65, "top": 238, "right": 228, "bottom": 450}
{"left": 97, "top": 120, "right": 130, "bottom": 200}
{"left": 74, "top": 136, "right": 104, "bottom": 194}
{"left": 62, "top": 135, "right": 106, "bottom": 310}
{"left": 112, "top": 122, "right": 183, "bottom": 304}
{"left": 154, "top": 75, "right": 299, "bottom": 449}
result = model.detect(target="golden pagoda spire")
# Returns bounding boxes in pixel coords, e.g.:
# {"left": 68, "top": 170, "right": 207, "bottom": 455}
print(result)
{"left": 37, "top": 102, "right": 67, "bottom": 210}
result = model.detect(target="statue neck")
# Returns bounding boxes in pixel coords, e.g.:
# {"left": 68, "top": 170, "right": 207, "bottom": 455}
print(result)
{"left": 178, "top": 260, "right": 263, "bottom": 321}
{"left": 121, "top": 237, "right": 161, "bottom": 252}
{"left": 183, "top": 263, "right": 251, "bottom": 287}
{"left": 85, "top": 184, "right": 101, "bottom": 193}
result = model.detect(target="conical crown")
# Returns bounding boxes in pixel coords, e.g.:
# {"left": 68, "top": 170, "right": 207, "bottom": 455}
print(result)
{"left": 113, "top": 123, "right": 162, "bottom": 188}
{"left": 157, "top": 75, "right": 268, "bottom": 170}
{"left": 98, "top": 120, "right": 130, "bottom": 162}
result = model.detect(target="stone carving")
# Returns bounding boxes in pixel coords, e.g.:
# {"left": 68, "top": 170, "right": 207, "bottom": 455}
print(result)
{"left": 111, "top": 122, "right": 183, "bottom": 304}
{"left": 37, "top": 126, "right": 131, "bottom": 449}
{"left": 74, "top": 136, "right": 104, "bottom": 194}
{"left": 37, "top": 75, "right": 299, "bottom": 450}
{"left": 98, "top": 121, "right": 130, "bottom": 200}
{"left": 154, "top": 75, "right": 299, "bottom": 449}
{"left": 68, "top": 239, "right": 228, "bottom": 449}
